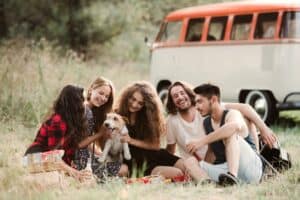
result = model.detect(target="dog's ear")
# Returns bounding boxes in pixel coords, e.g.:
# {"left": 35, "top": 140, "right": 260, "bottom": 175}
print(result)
{"left": 122, "top": 116, "right": 129, "bottom": 124}
{"left": 112, "top": 108, "right": 118, "bottom": 113}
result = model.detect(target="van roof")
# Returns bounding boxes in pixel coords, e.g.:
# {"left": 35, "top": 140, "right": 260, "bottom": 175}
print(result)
{"left": 166, "top": 1, "right": 300, "bottom": 21}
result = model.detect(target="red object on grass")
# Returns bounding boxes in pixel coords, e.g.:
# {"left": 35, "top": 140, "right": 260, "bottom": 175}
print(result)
{"left": 172, "top": 174, "right": 190, "bottom": 183}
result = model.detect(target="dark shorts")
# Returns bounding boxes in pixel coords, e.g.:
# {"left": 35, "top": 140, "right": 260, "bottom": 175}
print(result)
{"left": 124, "top": 147, "right": 180, "bottom": 177}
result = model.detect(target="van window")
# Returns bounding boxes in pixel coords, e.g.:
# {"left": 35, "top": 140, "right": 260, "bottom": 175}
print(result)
{"left": 158, "top": 21, "right": 182, "bottom": 42}
{"left": 231, "top": 15, "right": 253, "bottom": 40}
{"left": 185, "top": 18, "right": 204, "bottom": 42}
{"left": 280, "top": 11, "right": 300, "bottom": 38}
{"left": 255, "top": 13, "right": 278, "bottom": 39}
{"left": 207, "top": 16, "right": 227, "bottom": 41}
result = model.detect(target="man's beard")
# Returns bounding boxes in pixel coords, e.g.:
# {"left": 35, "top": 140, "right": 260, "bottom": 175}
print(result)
{"left": 200, "top": 102, "right": 213, "bottom": 117}
{"left": 178, "top": 106, "right": 190, "bottom": 114}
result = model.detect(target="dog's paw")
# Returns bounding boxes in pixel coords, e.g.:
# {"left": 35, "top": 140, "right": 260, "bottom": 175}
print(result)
{"left": 124, "top": 153, "right": 131, "bottom": 160}
{"left": 98, "top": 156, "right": 105, "bottom": 163}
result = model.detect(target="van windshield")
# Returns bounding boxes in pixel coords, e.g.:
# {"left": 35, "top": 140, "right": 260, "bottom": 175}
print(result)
{"left": 280, "top": 11, "right": 300, "bottom": 38}
{"left": 157, "top": 21, "right": 182, "bottom": 42}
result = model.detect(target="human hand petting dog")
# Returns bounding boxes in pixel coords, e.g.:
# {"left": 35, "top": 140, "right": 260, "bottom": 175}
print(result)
{"left": 121, "top": 133, "right": 131, "bottom": 144}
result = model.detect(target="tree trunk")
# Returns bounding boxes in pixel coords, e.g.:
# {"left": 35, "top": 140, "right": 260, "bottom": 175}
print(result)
{"left": 0, "top": 1, "right": 7, "bottom": 38}
{"left": 67, "top": 0, "right": 87, "bottom": 52}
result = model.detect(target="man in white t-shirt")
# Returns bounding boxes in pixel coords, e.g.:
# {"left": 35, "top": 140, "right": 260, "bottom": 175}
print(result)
{"left": 165, "top": 81, "right": 277, "bottom": 161}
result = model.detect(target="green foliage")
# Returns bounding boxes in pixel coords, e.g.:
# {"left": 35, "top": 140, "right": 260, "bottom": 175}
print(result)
{"left": 2, "top": 0, "right": 127, "bottom": 52}
{"left": 0, "top": 38, "right": 148, "bottom": 127}
{"left": 0, "top": 0, "right": 234, "bottom": 56}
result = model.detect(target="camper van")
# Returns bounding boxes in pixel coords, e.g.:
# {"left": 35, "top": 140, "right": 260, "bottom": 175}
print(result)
{"left": 150, "top": 1, "right": 300, "bottom": 124}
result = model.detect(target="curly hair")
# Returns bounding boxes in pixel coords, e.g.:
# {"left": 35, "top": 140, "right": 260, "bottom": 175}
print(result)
{"left": 86, "top": 77, "right": 114, "bottom": 132}
{"left": 115, "top": 81, "right": 165, "bottom": 145}
{"left": 166, "top": 81, "right": 196, "bottom": 115}
{"left": 53, "top": 85, "right": 88, "bottom": 148}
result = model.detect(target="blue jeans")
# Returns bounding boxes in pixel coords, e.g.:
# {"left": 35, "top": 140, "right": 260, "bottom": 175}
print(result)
{"left": 199, "top": 136, "right": 262, "bottom": 184}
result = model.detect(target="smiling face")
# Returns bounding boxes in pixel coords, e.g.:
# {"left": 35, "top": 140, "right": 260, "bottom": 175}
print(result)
{"left": 170, "top": 85, "right": 192, "bottom": 112}
{"left": 89, "top": 85, "right": 111, "bottom": 107}
{"left": 128, "top": 91, "right": 144, "bottom": 113}
{"left": 103, "top": 113, "right": 126, "bottom": 132}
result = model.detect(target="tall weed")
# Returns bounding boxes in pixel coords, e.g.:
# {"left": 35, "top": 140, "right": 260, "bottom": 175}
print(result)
{"left": 0, "top": 38, "right": 148, "bottom": 127}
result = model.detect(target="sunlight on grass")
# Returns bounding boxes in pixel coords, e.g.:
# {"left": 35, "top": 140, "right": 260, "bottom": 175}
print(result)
{"left": 0, "top": 40, "right": 299, "bottom": 200}
{"left": 280, "top": 111, "right": 300, "bottom": 123}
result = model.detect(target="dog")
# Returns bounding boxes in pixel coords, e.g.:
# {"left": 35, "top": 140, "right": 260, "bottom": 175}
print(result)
{"left": 98, "top": 112, "right": 131, "bottom": 163}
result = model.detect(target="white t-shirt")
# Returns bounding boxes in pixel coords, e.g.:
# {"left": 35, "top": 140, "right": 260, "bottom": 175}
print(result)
{"left": 166, "top": 111, "right": 208, "bottom": 159}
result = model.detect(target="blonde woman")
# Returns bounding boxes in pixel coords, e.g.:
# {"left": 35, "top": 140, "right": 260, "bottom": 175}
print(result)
{"left": 75, "top": 77, "right": 128, "bottom": 180}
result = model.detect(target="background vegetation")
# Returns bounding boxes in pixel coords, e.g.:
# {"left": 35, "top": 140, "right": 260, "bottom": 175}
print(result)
{"left": 0, "top": 0, "right": 299, "bottom": 199}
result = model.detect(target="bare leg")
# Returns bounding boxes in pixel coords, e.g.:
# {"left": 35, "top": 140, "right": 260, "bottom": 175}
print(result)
{"left": 174, "top": 158, "right": 185, "bottom": 171}
{"left": 118, "top": 164, "right": 129, "bottom": 177}
{"left": 245, "top": 118, "right": 259, "bottom": 151}
{"left": 184, "top": 157, "right": 208, "bottom": 182}
{"left": 151, "top": 166, "right": 183, "bottom": 179}
{"left": 224, "top": 133, "right": 240, "bottom": 177}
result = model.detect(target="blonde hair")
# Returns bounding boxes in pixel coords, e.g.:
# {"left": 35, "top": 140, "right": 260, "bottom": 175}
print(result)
{"left": 87, "top": 77, "right": 114, "bottom": 132}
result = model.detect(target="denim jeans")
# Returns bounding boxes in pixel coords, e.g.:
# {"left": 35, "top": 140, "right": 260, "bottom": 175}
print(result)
{"left": 199, "top": 136, "right": 262, "bottom": 184}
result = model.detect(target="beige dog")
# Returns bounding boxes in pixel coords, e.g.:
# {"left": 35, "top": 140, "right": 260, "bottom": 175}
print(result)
{"left": 98, "top": 113, "right": 131, "bottom": 163}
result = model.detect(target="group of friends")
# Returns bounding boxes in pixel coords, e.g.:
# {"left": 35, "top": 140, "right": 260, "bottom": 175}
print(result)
{"left": 24, "top": 77, "right": 277, "bottom": 185}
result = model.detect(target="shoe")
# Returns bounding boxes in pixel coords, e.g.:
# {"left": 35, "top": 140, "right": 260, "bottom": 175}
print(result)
{"left": 218, "top": 172, "right": 239, "bottom": 186}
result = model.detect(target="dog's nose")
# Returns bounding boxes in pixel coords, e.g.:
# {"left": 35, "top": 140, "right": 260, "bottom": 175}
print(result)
{"left": 104, "top": 123, "right": 110, "bottom": 128}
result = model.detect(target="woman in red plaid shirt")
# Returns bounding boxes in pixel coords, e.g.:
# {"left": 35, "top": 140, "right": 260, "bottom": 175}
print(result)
{"left": 25, "top": 85, "right": 92, "bottom": 181}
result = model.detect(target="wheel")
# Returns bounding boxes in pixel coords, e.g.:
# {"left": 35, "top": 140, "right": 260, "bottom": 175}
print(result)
{"left": 158, "top": 86, "right": 169, "bottom": 106}
{"left": 245, "top": 90, "right": 278, "bottom": 125}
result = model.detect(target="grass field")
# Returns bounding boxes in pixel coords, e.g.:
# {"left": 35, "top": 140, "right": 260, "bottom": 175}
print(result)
{"left": 0, "top": 40, "right": 299, "bottom": 200}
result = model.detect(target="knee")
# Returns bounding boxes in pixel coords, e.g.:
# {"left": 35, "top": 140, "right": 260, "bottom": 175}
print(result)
{"left": 184, "top": 157, "right": 198, "bottom": 170}
{"left": 151, "top": 166, "right": 184, "bottom": 178}
{"left": 174, "top": 158, "right": 185, "bottom": 171}
{"left": 118, "top": 164, "right": 129, "bottom": 177}
{"left": 224, "top": 133, "right": 239, "bottom": 146}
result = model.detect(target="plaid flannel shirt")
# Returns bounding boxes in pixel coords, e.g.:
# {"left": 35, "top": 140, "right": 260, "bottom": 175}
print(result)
{"left": 25, "top": 114, "right": 75, "bottom": 166}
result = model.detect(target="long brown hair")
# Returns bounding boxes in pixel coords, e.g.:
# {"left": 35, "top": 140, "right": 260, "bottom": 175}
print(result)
{"left": 115, "top": 81, "right": 165, "bottom": 145}
{"left": 86, "top": 77, "right": 114, "bottom": 132}
{"left": 53, "top": 85, "right": 88, "bottom": 148}
{"left": 166, "top": 81, "right": 196, "bottom": 115}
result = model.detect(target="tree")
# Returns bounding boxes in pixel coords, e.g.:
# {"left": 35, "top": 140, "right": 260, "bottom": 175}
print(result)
{"left": 0, "top": 0, "right": 7, "bottom": 38}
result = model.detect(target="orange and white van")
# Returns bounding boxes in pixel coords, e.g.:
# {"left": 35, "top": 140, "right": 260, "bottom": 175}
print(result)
{"left": 149, "top": 0, "right": 300, "bottom": 124}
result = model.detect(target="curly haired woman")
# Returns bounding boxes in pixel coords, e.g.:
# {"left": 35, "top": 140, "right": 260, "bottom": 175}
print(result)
{"left": 115, "top": 81, "right": 185, "bottom": 178}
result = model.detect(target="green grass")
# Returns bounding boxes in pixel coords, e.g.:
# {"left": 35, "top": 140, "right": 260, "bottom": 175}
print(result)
{"left": 1, "top": 121, "right": 300, "bottom": 200}
{"left": 0, "top": 40, "right": 300, "bottom": 200}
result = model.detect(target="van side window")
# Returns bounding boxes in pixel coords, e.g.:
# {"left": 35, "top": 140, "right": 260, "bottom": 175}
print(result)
{"left": 158, "top": 21, "right": 182, "bottom": 42}
{"left": 207, "top": 16, "right": 227, "bottom": 41}
{"left": 255, "top": 13, "right": 278, "bottom": 39}
{"left": 185, "top": 18, "right": 204, "bottom": 42}
{"left": 280, "top": 11, "right": 300, "bottom": 38}
{"left": 231, "top": 15, "right": 253, "bottom": 40}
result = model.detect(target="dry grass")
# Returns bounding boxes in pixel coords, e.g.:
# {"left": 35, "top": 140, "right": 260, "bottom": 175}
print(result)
{"left": 0, "top": 39, "right": 299, "bottom": 200}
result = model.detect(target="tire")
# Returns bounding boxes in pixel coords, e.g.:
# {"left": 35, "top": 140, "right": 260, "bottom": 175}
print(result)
{"left": 158, "top": 86, "right": 169, "bottom": 106}
{"left": 245, "top": 90, "right": 278, "bottom": 125}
